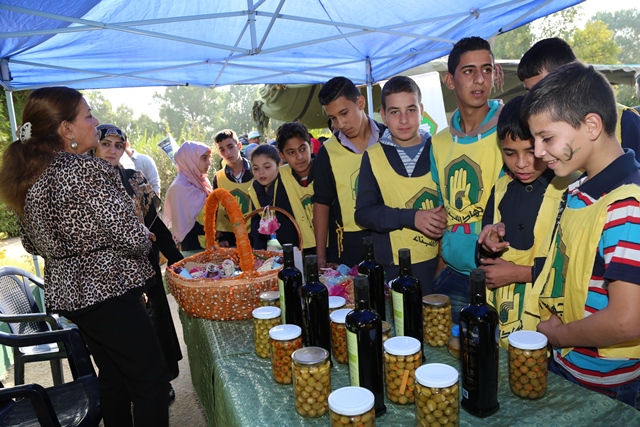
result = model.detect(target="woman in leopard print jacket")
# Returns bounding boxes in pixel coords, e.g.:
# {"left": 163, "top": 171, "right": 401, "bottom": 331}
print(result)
{"left": 0, "top": 87, "right": 170, "bottom": 427}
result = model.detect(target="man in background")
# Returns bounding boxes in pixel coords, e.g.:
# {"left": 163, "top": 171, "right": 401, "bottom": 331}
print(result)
{"left": 248, "top": 130, "right": 261, "bottom": 145}
{"left": 125, "top": 137, "right": 161, "bottom": 196}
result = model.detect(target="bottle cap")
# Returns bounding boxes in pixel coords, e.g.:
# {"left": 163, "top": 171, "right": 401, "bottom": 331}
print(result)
{"left": 384, "top": 336, "right": 421, "bottom": 356}
{"left": 353, "top": 276, "right": 370, "bottom": 301}
{"left": 470, "top": 268, "right": 485, "bottom": 282}
{"left": 259, "top": 290, "right": 280, "bottom": 302}
{"left": 398, "top": 248, "right": 411, "bottom": 262}
{"left": 508, "top": 330, "right": 548, "bottom": 350}
{"left": 329, "top": 308, "right": 352, "bottom": 324}
{"left": 252, "top": 306, "right": 281, "bottom": 320}
{"left": 328, "top": 386, "right": 375, "bottom": 416}
{"left": 415, "top": 363, "right": 459, "bottom": 388}
{"left": 282, "top": 243, "right": 293, "bottom": 255}
{"left": 422, "top": 294, "right": 450, "bottom": 307}
{"left": 268, "top": 324, "right": 301, "bottom": 341}
{"left": 328, "top": 296, "right": 346, "bottom": 309}
{"left": 451, "top": 324, "right": 460, "bottom": 338}
{"left": 292, "top": 346, "right": 329, "bottom": 365}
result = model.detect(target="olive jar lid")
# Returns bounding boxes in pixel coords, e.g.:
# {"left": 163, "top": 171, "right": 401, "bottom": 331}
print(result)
{"left": 252, "top": 306, "right": 281, "bottom": 320}
{"left": 328, "top": 295, "right": 346, "bottom": 309}
{"left": 292, "top": 346, "right": 329, "bottom": 365}
{"left": 416, "top": 363, "right": 458, "bottom": 388}
{"left": 508, "top": 330, "right": 548, "bottom": 350}
{"left": 422, "top": 294, "right": 450, "bottom": 307}
{"left": 329, "top": 308, "right": 352, "bottom": 324}
{"left": 384, "top": 336, "right": 421, "bottom": 356}
{"left": 268, "top": 324, "right": 301, "bottom": 341}
{"left": 259, "top": 290, "right": 280, "bottom": 301}
{"left": 328, "top": 386, "right": 374, "bottom": 416}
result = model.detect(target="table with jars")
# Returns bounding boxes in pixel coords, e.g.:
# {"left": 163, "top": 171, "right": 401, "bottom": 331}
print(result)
{"left": 179, "top": 302, "right": 640, "bottom": 427}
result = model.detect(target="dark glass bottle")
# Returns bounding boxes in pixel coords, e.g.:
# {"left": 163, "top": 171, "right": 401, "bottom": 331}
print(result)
{"left": 389, "top": 249, "right": 423, "bottom": 349}
{"left": 300, "top": 255, "right": 332, "bottom": 359}
{"left": 460, "top": 269, "right": 500, "bottom": 417}
{"left": 278, "top": 243, "right": 304, "bottom": 328}
{"left": 345, "top": 276, "right": 386, "bottom": 416}
{"left": 357, "top": 236, "right": 386, "bottom": 321}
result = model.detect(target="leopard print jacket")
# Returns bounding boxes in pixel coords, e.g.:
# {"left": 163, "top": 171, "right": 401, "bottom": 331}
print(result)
{"left": 20, "top": 152, "right": 155, "bottom": 312}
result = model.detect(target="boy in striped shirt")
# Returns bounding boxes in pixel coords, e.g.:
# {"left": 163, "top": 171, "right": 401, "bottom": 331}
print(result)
{"left": 521, "top": 61, "right": 640, "bottom": 409}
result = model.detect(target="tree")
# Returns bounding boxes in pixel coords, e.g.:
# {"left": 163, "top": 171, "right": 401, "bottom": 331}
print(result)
{"left": 592, "top": 9, "right": 640, "bottom": 64}
{"left": 0, "top": 90, "right": 31, "bottom": 148}
{"left": 570, "top": 21, "right": 620, "bottom": 65}
{"left": 492, "top": 25, "right": 534, "bottom": 60}
{"left": 536, "top": 6, "right": 581, "bottom": 41}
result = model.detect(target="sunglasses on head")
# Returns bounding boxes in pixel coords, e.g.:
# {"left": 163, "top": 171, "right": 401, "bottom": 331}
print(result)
{"left": 98, "top": 127, "right": 127, "bottom": 142}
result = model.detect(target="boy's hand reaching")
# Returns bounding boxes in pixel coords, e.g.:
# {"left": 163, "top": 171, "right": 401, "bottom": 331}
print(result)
{"left": 478, "top": 223, "right": 509, "bottom": 253}
{"left": 415, "top": 205, "right": 447, "bottom": 239}
{"left": 478, "top": 257, "right": 517, "bottom": 289}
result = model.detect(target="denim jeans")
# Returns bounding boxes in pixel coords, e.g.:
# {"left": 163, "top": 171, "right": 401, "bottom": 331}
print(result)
{"left": 549, "top": 352, "right": 640, "bottom": 410}
{"left": 432, "top": 267, "right": 470, "bottom": 324}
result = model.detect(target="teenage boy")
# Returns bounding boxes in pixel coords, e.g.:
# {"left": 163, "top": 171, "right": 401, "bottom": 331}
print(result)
{"left": 212, "top": 129, "right": 253, "bottom": 247}
{"left": 430, "top": 36, "right": 505, "bottom": 322}
{"left": 522, "top": 62, "right": 640, "bottom": 409}
{"left": 276, "top": 121, "right": 317, "bottom": 254}
{"left": 476, "top": 95, "right": 577, "bottom": 349}
{"left": 517, "top": 37, "right": 640, "bottom": 161}
{"left": 313, "top": 77, "right": 386, "bottom": 268}
{"left": 355, "top": 76, "right": 446, "bottom": 293}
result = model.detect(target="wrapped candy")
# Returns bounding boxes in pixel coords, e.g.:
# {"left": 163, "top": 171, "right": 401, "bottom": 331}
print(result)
{"left": 258, "top": 206, "right": 281, "bottom": 235}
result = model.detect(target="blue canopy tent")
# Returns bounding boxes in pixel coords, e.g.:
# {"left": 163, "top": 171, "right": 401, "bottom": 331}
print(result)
{"left": 1, "top": 0, "right": 583, "bottom": 136}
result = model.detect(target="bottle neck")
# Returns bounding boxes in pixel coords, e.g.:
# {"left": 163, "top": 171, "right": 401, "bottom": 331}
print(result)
{"left": 283, "top": 251, "right": 294, "bottom": 268}
{"left": 470, "top": 281, "right": 486, "bottom": 305}
{"left": 355, "top": 296, "right": 370, "bottom": 311}
{"left": 399, "top": 259, "right": 412, "bottom": 276}
{"left": 363, "top": 244, "right": 374, "bottom": 262}
{"left": 306, "top": 270, "right": 319, "bottom": 283}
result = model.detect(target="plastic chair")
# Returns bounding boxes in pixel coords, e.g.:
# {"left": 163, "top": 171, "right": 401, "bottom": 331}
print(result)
{"left": 0, "top": 327, "right": 101, "bottom": 427}
{"left": 0, "top": 266, "right": 67, "bottom": 386}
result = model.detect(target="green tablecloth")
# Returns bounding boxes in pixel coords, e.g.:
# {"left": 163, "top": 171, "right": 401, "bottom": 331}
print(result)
{"left": 180, "top": 311, "right": 640, "bottom": 426}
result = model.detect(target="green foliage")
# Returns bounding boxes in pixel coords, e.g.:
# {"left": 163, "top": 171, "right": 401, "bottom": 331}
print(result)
{"left": 0, "top": 91, "right": 32, "bottom": 148}
{"left": 615, "top": 85, "right": 638, "bottom": 109}
{"left": 593, "top": 9, "right": 640, "bottom": 64}
{"left": 571, "top": 21, "right": 620, "bottom": 65}
{"left": 0, "top": 203, "right": 20, "bottom": 239}
{"left": 492, "top": 25, "right": 534, "bottom": 60}
{"left": 537, "top": 7, "right": 581, "bottom": 41}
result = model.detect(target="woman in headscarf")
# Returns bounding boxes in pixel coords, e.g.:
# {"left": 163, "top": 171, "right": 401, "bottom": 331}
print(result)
{"left": 0, "top": 87, "right": 169, "bottom": 427}
{"left": 164, "top": 141, "right": 213, "bottom": 252}
{"left": 94, "top": 124, "right": 183, "bottom": 402}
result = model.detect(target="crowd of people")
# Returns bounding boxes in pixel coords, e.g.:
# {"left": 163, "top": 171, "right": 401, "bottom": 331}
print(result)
{"left": 0, "top": 34, "right": 638, "bottom": 424}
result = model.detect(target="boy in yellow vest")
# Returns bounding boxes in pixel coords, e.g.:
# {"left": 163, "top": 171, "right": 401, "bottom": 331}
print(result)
{"left": 275, "top": 121, "right": 316, "bottom": 254}
{"left": 212, "top": 129, "right": 253, "bottom": 247}
{"left": 430, "top": 37, "right": 505, "bottom": 323}
{"left": 476, "top": 95, "right": 576, "bottom": 349}
{"left": 522, "top": 62, "right": 640, "bottom": 408}
{"left": 313, "top": 77, "right": 386, "bottom": 268}
{"left": 355, "top": 76, "right": 446, "bottom": 294}
{"left": 517, "top": 37, "right": 640, "bottom": 162}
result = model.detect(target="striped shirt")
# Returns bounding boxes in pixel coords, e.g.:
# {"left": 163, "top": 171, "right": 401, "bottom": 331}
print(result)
{"left": 378, "top": 128, "right": 428, "bottom": 177}
{"left": 554, "top": 151, "right": 640, "bottom": 389}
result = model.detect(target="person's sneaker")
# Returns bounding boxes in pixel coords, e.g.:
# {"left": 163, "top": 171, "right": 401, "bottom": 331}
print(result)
{"left": 169, "top": 384, "right": 176, "bottom": 404}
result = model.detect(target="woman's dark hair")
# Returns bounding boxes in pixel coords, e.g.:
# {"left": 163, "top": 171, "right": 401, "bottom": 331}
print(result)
{"left": 250, "top": 143, "right": 281, "bottom": 164}
{"left": 0, "top": 86, "right": 83, "bottom": 214}
{"left": 276, "top": 122, "right": 310, "bottom": 152}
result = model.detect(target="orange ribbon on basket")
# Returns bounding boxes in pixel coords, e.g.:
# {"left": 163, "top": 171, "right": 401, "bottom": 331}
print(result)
{"left": 204, "top": 188, "right": 255, "bottom": 273}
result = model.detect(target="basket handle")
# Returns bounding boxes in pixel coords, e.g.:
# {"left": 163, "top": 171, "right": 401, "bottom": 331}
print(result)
{"left": 204, "top": 188, "right": 255, "bottom": 272}
{"left": 244, "top": 206, "right": 304, "bottom": 251}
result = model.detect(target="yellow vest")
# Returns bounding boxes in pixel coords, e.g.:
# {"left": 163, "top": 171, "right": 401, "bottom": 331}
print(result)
{"left": 279, "top": 165, "right": 316, "bottom": 250}
{"left": 530, "top": 184, "right": 640, "bottom": 358}
{"left": 324, "top": 136, "right": 365, "bottom": 233}
{"left": 214, "top": 169, "right": 253, "bottom": 232}
{"left": 615, "top": 104, "right": 640, "bottom": 144}
{"left": 367, "top": 143, "right": 439, "bottom": 264}
{"left": 490, "top": 173, "right": 576, "bottom": 349}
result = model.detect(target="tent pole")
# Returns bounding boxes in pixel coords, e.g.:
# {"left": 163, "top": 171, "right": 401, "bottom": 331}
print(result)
{"left": 4, "top": 89, "right": 42, "bottom": 277}
{"left": 365, "top": 57, "right": 374, "bottom": 117}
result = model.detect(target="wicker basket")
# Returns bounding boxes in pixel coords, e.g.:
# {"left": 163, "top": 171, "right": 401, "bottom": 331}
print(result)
{"left": 166, "top": 188, "right": 302, "bottom": 321}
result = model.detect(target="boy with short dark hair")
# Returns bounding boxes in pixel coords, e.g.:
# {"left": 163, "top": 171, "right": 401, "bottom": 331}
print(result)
{"left": 522, "top": 62, "right": 640, "bottom": 409}
{"left": 212, "top": 129, "right": 253, "bottom": 247}
{"left": 476, "top": 95, "right": 576, "bottom": 349}
{"left": 517, "top": 37, "right": 640, "bottom": 161}
{"left": 313, "top": 77, "right": 386, "bottom": 268}
{"left": 430, "top": 36, "right": 505, "bottom": 322}
{"left": 355, "top": 76, "right": 446, "bottom": 293}
{"left": 275, "top": 121, "right": 316, "bottom": 254}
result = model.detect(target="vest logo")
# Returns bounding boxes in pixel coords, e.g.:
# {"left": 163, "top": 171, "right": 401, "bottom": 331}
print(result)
{"left": 230, "top": 189, "right": 250, "bottom": 214}
{"left": 406, "top": 188, "right": 439, "bottom": 210}
{"left": 350, "top": 169, "right": 360, "bottom": 201}
{"left": 301, "top": 194, "right": 314, "bottom": 222}
{"left": 443, "top": 154, "right": 483, "bottom": 213}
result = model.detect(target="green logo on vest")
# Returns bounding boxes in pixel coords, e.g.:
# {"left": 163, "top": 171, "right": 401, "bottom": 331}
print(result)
{"left": 406, "top": 188, "right": 439, "bottom": 210}
{"left": 301, "top": 194, "right": 314, "bottom": 222}
{"left": 350, "top": 169, "right": 360, "bottom": 201}
{"left": 230, "top": 189, "right": 250, "bottom": 215}
{"left": 443, "top": 154, "right": 483, "bottom": 213}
